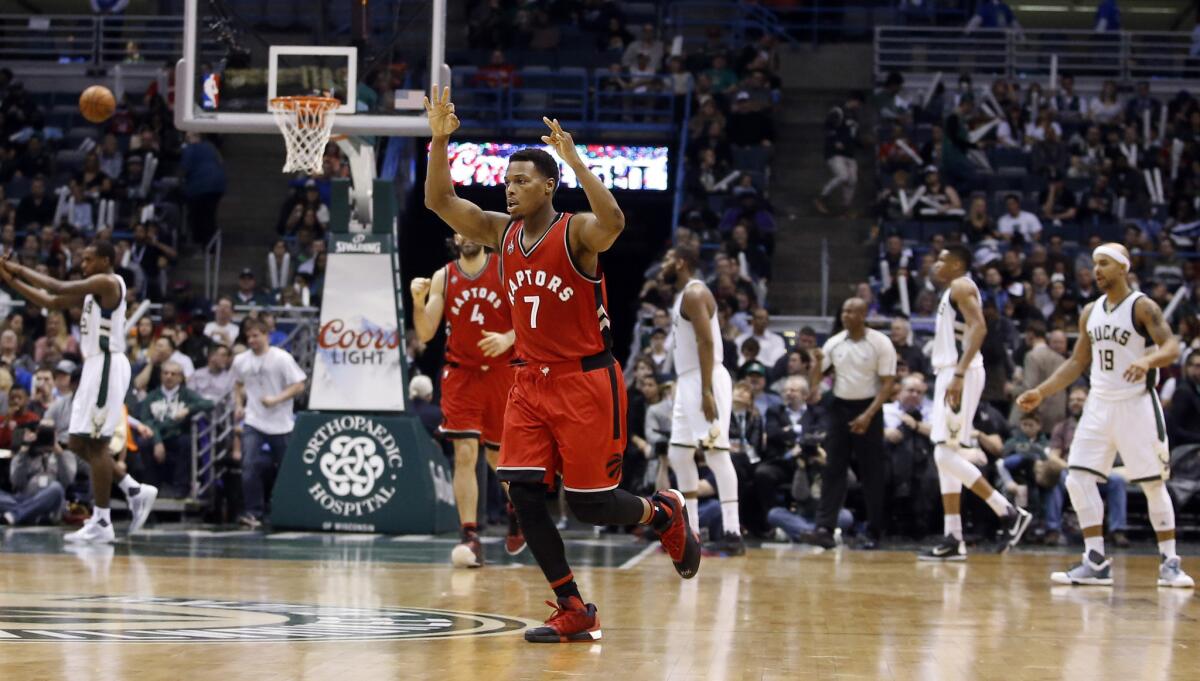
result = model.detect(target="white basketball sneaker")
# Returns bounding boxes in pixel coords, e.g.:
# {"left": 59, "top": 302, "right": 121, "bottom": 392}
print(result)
{"left": 126, "top": 483, "right": 158, "bottom": 534}
{"left": 64, "top": 517, "right": 116, "bottom": 544}
{"left": 1051, "top": 550, "right": 1113, "bottom": 586}
{"left": 1158, "top": 555, "right": 1195, "bottom": 588}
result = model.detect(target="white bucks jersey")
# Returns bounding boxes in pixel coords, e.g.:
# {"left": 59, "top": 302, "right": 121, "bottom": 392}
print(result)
{"left": 932, "top": 277, "right": 984, "bottom": 371}
{"left": 80, "top": 274, "right": 127, "bottom": 358}
{"left": 1087, "top": 292, "right": 1154, "bottom": 400}
{"left": 671, "top": 279, "right": 722, "bottom": 375}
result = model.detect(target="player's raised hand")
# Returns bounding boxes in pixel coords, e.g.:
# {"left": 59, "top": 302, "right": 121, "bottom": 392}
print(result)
{"left": 423, "top": 86, "right": 460, "bottom": 138}
{"left": 410, "top": 277, "right": 431, "bottom": 302}
{"left": 540, "top": 117, "right": 581, "bottom": 165}
{"left": 1016, "top": 388, "right": 1043, "bottom": 413}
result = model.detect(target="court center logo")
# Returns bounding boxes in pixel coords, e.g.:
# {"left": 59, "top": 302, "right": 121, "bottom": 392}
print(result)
{"left": 0, "top": 595, "right": 532, "bottom": 642}
{"left": 303, "top": 415, "right": 402, "bottom": 518}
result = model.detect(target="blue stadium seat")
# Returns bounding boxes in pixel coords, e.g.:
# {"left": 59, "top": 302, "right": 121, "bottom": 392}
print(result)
{"left": 732, "top": 145, "right": 772, "bottom": 174}
{"left": 5, "top": 176, "right": 31, "bottom": 202}
{"left": 1043, "top": 222, "right": 1082, "bottom": 244}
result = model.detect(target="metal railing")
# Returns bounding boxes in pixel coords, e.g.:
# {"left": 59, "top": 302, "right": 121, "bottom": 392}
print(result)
{"left": 449, "top": 66, "right": 684, "bottom": 133}
{"left": 876, "top": 26, "right": 1200, "bottom": 84}
{"left": 669, "top": 81, "right": 693, "bottom": 243}
{"left": 188, "top": 395, "right": 236, "bottom": 503}
{"left": 202, "top": 230, "right": 222, "bottom": 303}
{"left": 669, "top": 1, "right": 969, "bottom": 47}
{"left": 0, "top": 14, "right": 214, "bottom": 65}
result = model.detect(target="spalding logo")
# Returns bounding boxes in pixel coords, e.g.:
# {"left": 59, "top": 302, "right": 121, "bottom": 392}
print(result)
{"left": 336, "top": 233, "right": 382, "bottom": 254}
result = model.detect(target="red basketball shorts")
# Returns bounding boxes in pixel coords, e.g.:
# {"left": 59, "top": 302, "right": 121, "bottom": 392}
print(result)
{"left": 497, "top": 355, "right": 627, "bottom": 492}
{"left": 439, "top": 362, "right": 514, "bottom": 448}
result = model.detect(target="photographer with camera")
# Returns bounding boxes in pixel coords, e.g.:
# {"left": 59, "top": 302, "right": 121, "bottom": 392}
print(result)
{"left": 756, "top": 376, "right": 828, "bottom": 530}
{"left": 883, "top": 375, "right": 937, "bottom": 537}
{"left": 0, "top": 418, "right": 75, "bottom": 526}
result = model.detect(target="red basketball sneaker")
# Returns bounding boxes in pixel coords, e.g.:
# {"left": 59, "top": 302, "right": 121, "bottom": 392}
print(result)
{"left": 652, "top": 489, "right": 701, "bottom": 579}
{"left": 524, "top": 596, "right": 602, "bottom": 643}
{"left": 505, "top": 503, "right": 526, "bottom": 556}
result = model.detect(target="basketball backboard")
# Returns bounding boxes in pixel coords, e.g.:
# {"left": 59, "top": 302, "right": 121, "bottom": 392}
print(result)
{"left": 175, "top": 0, "right": 447, "bottom": 136}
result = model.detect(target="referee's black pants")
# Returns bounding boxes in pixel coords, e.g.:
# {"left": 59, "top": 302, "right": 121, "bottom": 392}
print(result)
{"left": 817, "top": 397, "right": 885, "bottom": 538}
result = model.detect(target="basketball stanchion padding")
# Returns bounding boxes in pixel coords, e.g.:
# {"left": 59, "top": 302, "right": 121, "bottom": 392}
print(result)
{"left": 269, "top": 95, "right": 341, "bottom": 174}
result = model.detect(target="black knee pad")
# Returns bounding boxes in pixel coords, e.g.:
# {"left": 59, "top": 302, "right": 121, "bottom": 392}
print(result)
{"left": 507, "top": 481, "right": 546, "bottom": 516}
{"left": 565, "top": 490, "right": 620, "bottom": 525}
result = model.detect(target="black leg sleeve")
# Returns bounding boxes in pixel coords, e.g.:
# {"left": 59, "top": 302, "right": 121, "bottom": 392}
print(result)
{"left": 508, "top": 482, "right": 572, "bottom": 585}
{"left": 565, "top": 489, "right": 647, "bottom": 526}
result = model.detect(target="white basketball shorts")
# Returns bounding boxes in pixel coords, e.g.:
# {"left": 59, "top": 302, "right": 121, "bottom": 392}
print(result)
{"left": 669, "top": 365, "right": 732, "bottom": 450}
{"left": 69, "top": 352, "right": 131, "bottom": 440}
{"left": 930, "top": 365, "right": 985, "bottom": 449}
{"left": 1068, "top": 390, "right": 1170, "bottom": 482}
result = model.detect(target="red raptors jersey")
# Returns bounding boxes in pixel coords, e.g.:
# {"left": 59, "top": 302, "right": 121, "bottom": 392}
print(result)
{"left": 443, "top": 253, "right": 514, "bottom": 366}
{"left": 500, "top": 212, "right": 612, "bottom": 363}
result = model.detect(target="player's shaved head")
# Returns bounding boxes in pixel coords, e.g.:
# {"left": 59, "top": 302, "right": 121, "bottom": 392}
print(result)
{"left": 673, "top": 246, "right": 700, "bottom": 273}
{"left": 1092, "top": 241, "right": 1132, "bottom": 293}
{"left": 1100, "top": 242, "right": 1129, "bottom": 260}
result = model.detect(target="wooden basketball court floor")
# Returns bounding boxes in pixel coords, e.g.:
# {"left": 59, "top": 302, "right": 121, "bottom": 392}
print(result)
{"left": 0, "top": 527, "right": 1194, "bottom": 681}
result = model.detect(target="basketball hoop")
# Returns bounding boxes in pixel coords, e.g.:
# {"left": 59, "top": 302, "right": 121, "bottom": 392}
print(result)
{"left": 269, "top": 96, "right": 340, "bottom": 174}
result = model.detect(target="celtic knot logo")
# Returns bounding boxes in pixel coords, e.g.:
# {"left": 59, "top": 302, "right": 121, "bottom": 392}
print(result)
{"left": 319, "top": 435, "right": 384, "bottom": 498}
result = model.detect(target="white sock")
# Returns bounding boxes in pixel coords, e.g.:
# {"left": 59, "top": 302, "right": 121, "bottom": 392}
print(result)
{"left": 945, "top": 514, "right": 962, "bottom": 541}
{"left": 720, "top": 501, "right": 740, "bottom": 537}
{"left": 1159, "top": 539, "right": 1177, "bottom": 559}
{"left": 118, "top": 474, "right": 140, "bottom": 493}
{"left": 1084, "top": 535, "right": 1105, "bottom": 558}
{"left": 985, "top": 490, "right": 1013, "bottom": 517}
{"left": 93, "top": 507, "right": 111, "bottom": 523}
{"left": 684, "top": 497, "right": 700, "bottom": 534}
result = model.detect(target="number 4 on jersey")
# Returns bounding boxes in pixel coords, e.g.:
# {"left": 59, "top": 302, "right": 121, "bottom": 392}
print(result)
{"left": 470, "top": 304, "right": 485, "bottom": 325}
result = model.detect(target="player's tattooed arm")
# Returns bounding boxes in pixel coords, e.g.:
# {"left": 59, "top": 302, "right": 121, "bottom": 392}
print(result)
{"left": 423, "top": 87, "right": 508, "bottom": 248}
{"left": 1126, "top": 296, "right": 1181, "bottom": 383}
{"left": 1018, "top": 303, "right": 1093, "bottom": 412}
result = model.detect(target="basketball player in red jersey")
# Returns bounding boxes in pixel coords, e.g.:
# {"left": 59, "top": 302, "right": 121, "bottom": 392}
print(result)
{"left": 423, "top": 86, "right": 700, "bottom": 643}
{"left": 410, "top": 234, "right": 525, "bottom": 567}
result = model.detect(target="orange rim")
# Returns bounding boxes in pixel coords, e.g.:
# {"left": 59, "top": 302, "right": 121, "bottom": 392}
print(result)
{"left": 269, "top": 96, "right": 340, "bottom": 129}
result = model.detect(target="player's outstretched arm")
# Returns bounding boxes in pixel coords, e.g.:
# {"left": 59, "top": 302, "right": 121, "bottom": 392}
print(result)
{"left": 423, "top": 87, "right": 508, "bottom": 249}
{"left": 409, "top": 267, "right": 446, "bottom": 344}
{"left": 1017, "top": 303, "right": 1094, "bottom": 412}
{"left": 541, "top": 117, "right": 625, "bottom": 255}
{"left": 0, "top": 260, "right": 116, "bottom": 310}
{"left": 1126, "top": 296, "right": 1181, "bottom": 383}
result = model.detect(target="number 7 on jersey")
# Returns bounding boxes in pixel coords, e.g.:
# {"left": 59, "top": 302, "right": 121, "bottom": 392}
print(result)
{"left": 523, "top": 295, "right": 541, "bottom": 329}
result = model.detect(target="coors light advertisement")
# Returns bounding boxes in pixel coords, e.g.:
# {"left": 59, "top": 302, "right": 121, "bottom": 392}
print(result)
{"left": 308, "top": 232, "right": 406, "bottom": 412}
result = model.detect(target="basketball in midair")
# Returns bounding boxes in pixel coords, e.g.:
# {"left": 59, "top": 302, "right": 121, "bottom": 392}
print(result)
{"left": 79, "top": 85, "right": 116, "bottom": 124}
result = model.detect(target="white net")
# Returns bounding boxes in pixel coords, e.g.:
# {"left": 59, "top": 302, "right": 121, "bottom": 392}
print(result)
{"left": 269, "top": 96, "right": 340, "bottom": 175}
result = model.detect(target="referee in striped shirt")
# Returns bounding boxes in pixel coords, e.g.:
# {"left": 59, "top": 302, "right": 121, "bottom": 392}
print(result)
{"left": 807, "top": 298, "right": 897, "bottom": 549}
